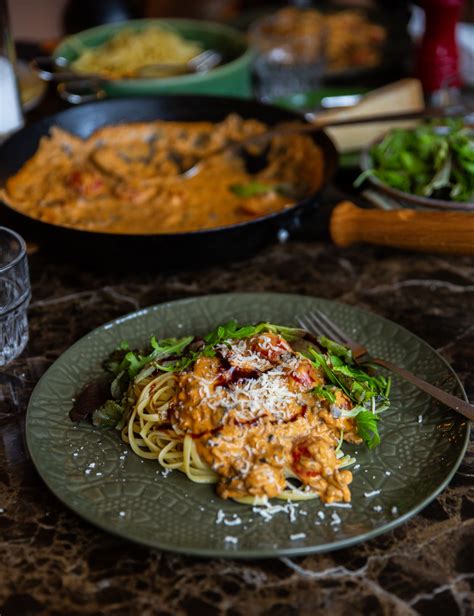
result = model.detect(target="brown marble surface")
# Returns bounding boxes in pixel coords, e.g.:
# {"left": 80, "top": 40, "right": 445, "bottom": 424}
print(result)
{"left": 0, "top": 237, "right": 473, "bottom": 616}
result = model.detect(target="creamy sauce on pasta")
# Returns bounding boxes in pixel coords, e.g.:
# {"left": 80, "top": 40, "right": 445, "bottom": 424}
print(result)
{"left": 171, "top": 333, "right": 360, "bottom": 502}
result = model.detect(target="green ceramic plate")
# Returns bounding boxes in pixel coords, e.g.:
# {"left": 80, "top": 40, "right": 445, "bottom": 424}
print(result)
{"left": 26, "top": 293, "right": 470, "bottom": 558}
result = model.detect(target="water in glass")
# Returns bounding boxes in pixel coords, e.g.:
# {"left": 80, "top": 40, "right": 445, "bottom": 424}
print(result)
{"left": 0, "top": 227, "right": 30, "bottom": 366}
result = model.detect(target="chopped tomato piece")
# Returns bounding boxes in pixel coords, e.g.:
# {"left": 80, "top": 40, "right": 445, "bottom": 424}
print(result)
{"left": 291, "top": 441, "right": 321, "bottom": 479}
{"left": 250, "top": 333, "right": 292, "bottom": 362}
{"left": 68, "top": 170, "right": 105, "bottom": 197}
{"left": 291, "top": 359, "right": 319, "bottom": 390}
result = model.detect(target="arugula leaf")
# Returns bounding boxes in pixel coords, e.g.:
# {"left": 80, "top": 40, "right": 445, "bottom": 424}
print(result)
{"left": 203, "top": 320, "right": 305, "bottom": 346}
{"left": 230, "top": 182, "right": 274, "bottom": 198}
{"left": 230, "top": 182, "right": 301, "bottom": 200}
{"left": 110, "top": 369, "right": 129, "bottom": 400}
{"left": 312, "top": 385, "right": 337, "bottom": 404}
{"left": 305, "top": 341, "right": 390, "bottom": 425}
{"left": 263, "top": 323, "right": 306, "bottom": 341}
{"left": 102, "top": 348, "right": 130, "bottom": 376}
{"left": 92, "top": 400, "right": 125, "bottom": 428}
{"left": 119, "top": 336, "right": 194, "bottom": 379}
{"left": 306, "top": 348, "right": 353, "bottom": 398}
{"left": 319, "top": 337, "right": 352, "bottom": 359}
{"left": 355, "top": 121, "right": 474, "bottom": 203}
{"left": 355, "top": 410, "right": 381, "bottom": 449}
{"left": 317, "top": 335, "right": 353, "bottom": 362}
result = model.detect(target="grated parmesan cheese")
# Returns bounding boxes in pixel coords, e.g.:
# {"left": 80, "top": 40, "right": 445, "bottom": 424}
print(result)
{"left": 325, "top": 502, "right": 352, "bottom": 509}
{"left": 252, "top": 501, "right": 299, "bottom": 523}
{"left": 364, "top": 490, "right": 381, "bottom": 498}
{"left": 224, "top": 515, "right": 242, "bottom": 526}
{"left": 290, "top": 533, "right": 306, "bottom": 540}
{"left": 199, "top": 338, "right": 309, "bottom": 425}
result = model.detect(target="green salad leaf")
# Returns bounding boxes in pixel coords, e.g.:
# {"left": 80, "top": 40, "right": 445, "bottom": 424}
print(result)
{"left": 229, "top": 182, "right": 300, "bottom": 199}
{"left": 92, "top": 400, "right": 125, "bottom": 428}
{"left": 312, "top": 385, "right": 337, "bottom": 404}
{"left": 355, "top": 120, "right": 474, "bottom": 203}
{"left": 317, "top": 335, "right": 353, "bottom": 363}
{"left": 304, "top": 337, "right": 390, "bottom": 450}
{"left": 121, "top": 336, "right": 194, "bottom": 379}
{"left": 355, "top": 410, "right": 381, "bottom": 449}
{"left": 203, "top": 320, "right": 305, "bottom": 347}
{"left": 230, "top": 181, "right": 275, "bottom": 197}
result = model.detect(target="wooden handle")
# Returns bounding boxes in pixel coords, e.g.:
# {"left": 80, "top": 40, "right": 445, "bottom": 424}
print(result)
{"left": 330, "top": 201, "right": 474, "bottom": 255}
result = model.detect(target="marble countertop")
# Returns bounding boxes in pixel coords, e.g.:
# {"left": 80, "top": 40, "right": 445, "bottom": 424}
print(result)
{"left": 1, "top": 236, "right": 473, "bottom": 615}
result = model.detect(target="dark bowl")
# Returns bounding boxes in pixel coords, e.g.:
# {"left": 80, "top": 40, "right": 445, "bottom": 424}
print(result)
{"left": 359, "top": 136, "right": 474, "bottom": 212}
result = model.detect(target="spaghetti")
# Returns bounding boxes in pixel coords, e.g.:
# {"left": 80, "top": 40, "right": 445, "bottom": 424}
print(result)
{"left": 122, "top": 371, "right": 218, "bottom": 484}
{"left": 71, "top": 26, "right": 204, "bottom": 80}
{"left": 70, "top": 321, "right": 391, "bottom": 505}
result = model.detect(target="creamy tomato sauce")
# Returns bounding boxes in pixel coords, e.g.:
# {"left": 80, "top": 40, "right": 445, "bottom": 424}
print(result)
{"left": 170, "top": 332, "right": 361, "bottom": 503}
{"left": 2, "top": 115, "right": 324, "bottom": 234}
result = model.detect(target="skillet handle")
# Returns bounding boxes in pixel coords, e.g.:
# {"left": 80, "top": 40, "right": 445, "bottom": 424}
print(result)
{"left": 57, "top": 80, "right": 108, "bottom": 105}
{"left": 330, "top": 201, "right": 474, "bottom": 255}
{"left": 30, "top": 56, "right": 76, "bottom": 81}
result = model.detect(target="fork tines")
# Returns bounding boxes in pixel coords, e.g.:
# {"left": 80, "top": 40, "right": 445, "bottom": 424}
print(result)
{"left": 298, "top": 310, "right": 349, "bottom": 345}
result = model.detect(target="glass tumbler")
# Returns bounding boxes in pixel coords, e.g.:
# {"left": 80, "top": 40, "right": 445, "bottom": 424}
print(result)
{"left": 0, "top": 227, "right": 30, "bottom": 366}
{"left": 249, "top": 13, "right": 326, "bottom": 103}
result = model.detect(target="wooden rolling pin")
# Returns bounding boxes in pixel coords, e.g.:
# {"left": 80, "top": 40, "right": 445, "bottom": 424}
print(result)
{"left": 330, "top": 201, "right": 474, "bottom": 255}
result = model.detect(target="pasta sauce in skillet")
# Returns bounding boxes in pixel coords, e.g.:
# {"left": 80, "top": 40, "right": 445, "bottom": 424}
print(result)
{"left": 2, "top": 114, "right": 324, "bottom": 234}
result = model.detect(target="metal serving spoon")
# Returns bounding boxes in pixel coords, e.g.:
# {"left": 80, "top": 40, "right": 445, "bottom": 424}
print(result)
{"left": 32, "top": 50, "right": 223, "bottom": 104}
{"left": 136, "top": 49, "right": 222, "bottom": 77}
{"left": 182, "top": 108, "right": 473, "bottom": 178}
{"left": 31, "top": 49, "right": 222, "bottom": 82}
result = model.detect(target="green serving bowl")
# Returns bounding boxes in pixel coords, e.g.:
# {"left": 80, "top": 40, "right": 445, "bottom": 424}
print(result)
{"left": 54, "top": 18, "right": 253, "bottom": 100}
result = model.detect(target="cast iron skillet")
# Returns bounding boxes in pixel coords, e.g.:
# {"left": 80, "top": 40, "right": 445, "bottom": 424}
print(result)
{"left": 0, "top": 95, "right": 338, "bottom": 268}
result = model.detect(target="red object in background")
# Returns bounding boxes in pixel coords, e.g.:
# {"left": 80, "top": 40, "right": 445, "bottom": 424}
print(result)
{"left": 416, "top": 0, "right": 464, "bottom": 93}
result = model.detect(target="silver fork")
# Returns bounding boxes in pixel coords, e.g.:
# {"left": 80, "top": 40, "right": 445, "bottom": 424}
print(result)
{"left": 298, "top": 310, "right": 474, "bottom": 422}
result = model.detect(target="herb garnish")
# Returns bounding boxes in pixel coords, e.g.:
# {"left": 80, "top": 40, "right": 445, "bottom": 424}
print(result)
{"left": 230, "top": 181, "right": 275, "bottom": 197}
{"left": 355, "top": 411, "right": 381, "bottom": 449}
{"left": 230, "top": 181, "right": 299, "bottom": 199}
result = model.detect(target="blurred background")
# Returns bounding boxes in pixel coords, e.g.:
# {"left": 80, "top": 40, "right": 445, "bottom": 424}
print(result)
{"left": 7, "top": 0, "right": 474, "bottom": 106}
{"left": 7, "top": 0, "right": 474, "bottom": 42}
{"left": 2, "top": 0, "right": 472, "bottom": 176}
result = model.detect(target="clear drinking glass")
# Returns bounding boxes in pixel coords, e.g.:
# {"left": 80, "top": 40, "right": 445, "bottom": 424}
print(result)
{"left": 0, "top": 227, "right": 30, "bottom": 366}
{"left": 249, "top": 13, "right": 326, "bottom": 103}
